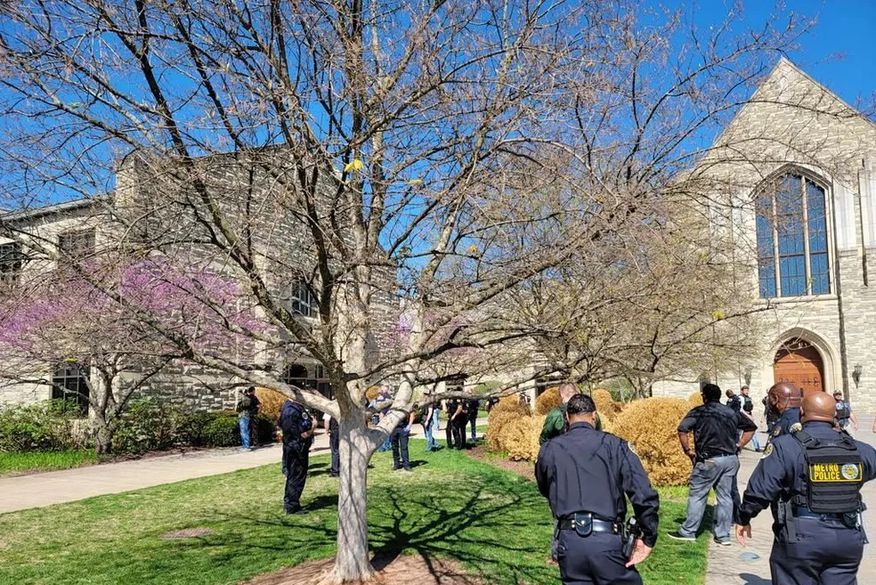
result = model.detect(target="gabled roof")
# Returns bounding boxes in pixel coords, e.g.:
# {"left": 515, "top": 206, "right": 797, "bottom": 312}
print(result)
{"left": 711, "top": 56, "right": 875, "bottom": 149}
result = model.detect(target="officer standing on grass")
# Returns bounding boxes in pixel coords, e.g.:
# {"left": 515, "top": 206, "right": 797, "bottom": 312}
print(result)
{"left": 736, "top": 392, "right": 876, "bottom": 584}
{"left": 278, "top": 399, "right": 314, "bottom": 514}
{"left": 536, "top": 394, "right": 659, "bottom": 584}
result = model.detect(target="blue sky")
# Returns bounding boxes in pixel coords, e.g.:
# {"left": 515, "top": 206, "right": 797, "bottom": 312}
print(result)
{"left": 674, "top": 0, "right": 875, "bottom": 111}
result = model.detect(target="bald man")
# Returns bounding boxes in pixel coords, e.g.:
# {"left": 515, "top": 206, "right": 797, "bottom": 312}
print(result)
{"left": 736, "top": 392, "right": 876, "bottom": 585}
{"left": 766, "top": 382, "right": 803, "bottom": 439}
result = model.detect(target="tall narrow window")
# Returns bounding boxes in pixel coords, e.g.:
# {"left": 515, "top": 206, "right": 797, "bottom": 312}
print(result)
{"left": 0, "top": 242, "right": 25, "bottom": 285}
{"left": 287, "top": 279, "right": 317, "bottom": 317}
{"left": 755, "top": 174, "right": 830, "bottom": 298}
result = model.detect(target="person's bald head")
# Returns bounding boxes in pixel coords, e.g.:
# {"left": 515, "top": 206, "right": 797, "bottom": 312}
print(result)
{"left": 768, "top": 382, "right": 802, "bottom": 414}
{"left": 558, "top": 382, "right": 578, "bottom": 403}
{"left": 801, "top": 392, "right": 837, "bottom": 424}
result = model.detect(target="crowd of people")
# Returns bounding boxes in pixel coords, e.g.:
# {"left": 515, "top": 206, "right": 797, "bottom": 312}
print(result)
{"left": 535, "top": 381, "right": 876, "bottom": 584}
{"left": 237, "top": 381, "right": 875, "bottom": 584}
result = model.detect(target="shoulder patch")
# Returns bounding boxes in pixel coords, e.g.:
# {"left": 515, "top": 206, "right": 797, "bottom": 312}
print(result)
{"left": 789, "top": 422, "right": 803, "bottom": 434}
{"left": 761, "top": 443, "right": 774, "bottom": 459}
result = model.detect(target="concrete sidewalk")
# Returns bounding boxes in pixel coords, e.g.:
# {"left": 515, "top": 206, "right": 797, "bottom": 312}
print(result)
{"left": 0, "top": 416, "right": 486, "bottom": 515}
{"left": 0, "top": 437, "right": 324, "bottom": 514}
{"left": 704, "top": 415, "right": 876, "bottom": 584}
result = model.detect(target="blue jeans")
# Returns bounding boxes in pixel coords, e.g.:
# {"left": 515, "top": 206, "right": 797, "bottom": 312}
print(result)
{"left": 424, "top": 418, "right": 437, "bottom": 451}
{"left": 679, "top": 454, "right": 739, "bottom": 540}
{"left": 238, "top": 415, "right": 251, "bottom": 449}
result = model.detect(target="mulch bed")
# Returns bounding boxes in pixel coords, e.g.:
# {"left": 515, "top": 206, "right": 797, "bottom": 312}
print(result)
{"left": 241, "top": 552, "right": 482, "bottom": 585}
{"left": 465, "top": 445, "right": 535, "bottom": 482}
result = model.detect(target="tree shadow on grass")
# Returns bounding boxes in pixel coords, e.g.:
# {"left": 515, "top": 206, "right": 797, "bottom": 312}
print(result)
{"left": 140, "top": 455, "right": 555, "bottom": 584}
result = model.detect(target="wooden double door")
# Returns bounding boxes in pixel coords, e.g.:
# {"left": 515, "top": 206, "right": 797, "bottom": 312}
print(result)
{"left": 773, "top": 339, "right": 825, "bottom": 395}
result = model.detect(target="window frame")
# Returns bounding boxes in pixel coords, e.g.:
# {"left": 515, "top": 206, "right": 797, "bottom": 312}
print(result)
{"left": 755, "top": 172, "right": 833, "bottom": 299}
{"left": 287, "top": 278, "right": 317, "bottom": 318}
{"left": 0, "top": 241, "right": 26, "bottom": 285}
{"left": 57, "top": 228, "right": 96, "bottom": 261}
{"left": 51, "top": 362, "right": 91, "bottom": 417}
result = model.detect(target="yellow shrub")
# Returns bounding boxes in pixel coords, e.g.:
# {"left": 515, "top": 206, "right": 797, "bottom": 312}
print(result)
{"left": 485, "top": 410, "right": 521, "bottom": 451}
{"left": 535, "top": 387, "right": 562, "bottom": 415}
{"left": 611, "top": 397, "right": 693, "bottom": 486}
{"left": 491, "top": 395, "right": 531, "bottom": 416}
{"left": 598, "top": 412, "right": 613, "bottom": 435}
{"left": 592, "top": 388, "right": 621, "bottom": 421}
{"left": 255, "top": 387, "right": 288, "bottom": 422}
{"left": 497, "top": 415, "right": 545, "bottom": 461}
{"left": 688, "top": 392, "right": 703, "bottom": 406}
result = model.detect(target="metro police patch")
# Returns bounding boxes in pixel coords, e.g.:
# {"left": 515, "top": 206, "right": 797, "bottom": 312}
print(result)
{"left": 761, "top": 443, "right": 774, "bottom": 459}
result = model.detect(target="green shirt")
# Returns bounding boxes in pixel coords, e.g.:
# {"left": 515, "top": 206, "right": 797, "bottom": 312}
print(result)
{"left": 539, "top": 406, "right": 566, "bottom": 445}
{"left": 539, "top": 404, "right": 602, "bottom": 445}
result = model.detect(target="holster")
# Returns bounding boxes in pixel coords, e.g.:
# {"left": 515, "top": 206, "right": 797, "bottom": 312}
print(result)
{"left": 779, "top": 500, "right": 800, "bottom": 543}
{"left": 621, "top": 517, "right": 641, "bottom": 561}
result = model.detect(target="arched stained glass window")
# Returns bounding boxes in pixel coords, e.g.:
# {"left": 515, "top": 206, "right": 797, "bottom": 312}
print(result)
{"left": 755, "top": 174, "right": 830, "bottom": 298}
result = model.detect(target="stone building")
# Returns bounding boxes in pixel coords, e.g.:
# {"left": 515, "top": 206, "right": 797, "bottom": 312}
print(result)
{"left": 652, "top": 58, "right": 876, "bottom": 413}
{"left": 0, "top": 152, "right": 398, "bottom": 413}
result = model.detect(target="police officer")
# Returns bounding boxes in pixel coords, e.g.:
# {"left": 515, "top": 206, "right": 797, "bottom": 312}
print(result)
{"left": 767, "top": 381, "right": 803, "bottom": 439}
{"left": 736, "top": 392, "right": 876, "bottom": 584}
{"left": 670, "top": 383, "right": 757, "bottom": 545}
{"left": 444, "top": 398, "right": 457, "bottom": 449}
{"left": 323, "top": 412, "right": 339, "bottom": 477}
{"left": 449, "top": 397, "right": 468, "bottom": 450}
{"left": 278, "top": 399, "right": 314, "bottom": 514}
{"left": 536, "top": 394, "right": 659, "bottom": 584}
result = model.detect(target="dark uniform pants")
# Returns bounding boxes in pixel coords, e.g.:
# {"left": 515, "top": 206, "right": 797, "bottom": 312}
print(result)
{"left": 770, "top": 517, "right": 865, "bottom": 585}
{"left": 557, "top": 529, "right": 642, "bottom": 585}
{"left": 329, "top": 431, "right": 340, "bottom": 476}
{"left": 451, "top": 418, "right": 467, "bottom": 450}
{"left": 283, "top": 441, "right": 310, "bottom": 511}
{"left": 445, "top": 418, "right": 455, "bottom": 449}
{"left": 390, "top": 427, "right": 411, "bottom": 469}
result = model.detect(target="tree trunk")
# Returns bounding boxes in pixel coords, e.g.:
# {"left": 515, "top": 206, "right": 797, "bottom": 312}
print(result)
{"left": 93, "top": 414, "right": 114, "bottom": 455}
{"left": 322, "top": 418, "right": 378, "bottom": 584}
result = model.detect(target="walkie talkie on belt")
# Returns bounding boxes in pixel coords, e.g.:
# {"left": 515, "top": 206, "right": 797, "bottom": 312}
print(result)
{"left": 622, "top": 517, "right": 641, "bottom": 561}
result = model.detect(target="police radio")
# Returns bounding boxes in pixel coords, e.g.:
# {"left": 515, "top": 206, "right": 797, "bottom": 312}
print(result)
{"left": 622, "top": 517, "right": 641, "bottom": 561}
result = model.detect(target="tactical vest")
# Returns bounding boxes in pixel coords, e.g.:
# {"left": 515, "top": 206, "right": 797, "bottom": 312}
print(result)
{"left": 793, "top": 430, "right": 864, "bottom": 514}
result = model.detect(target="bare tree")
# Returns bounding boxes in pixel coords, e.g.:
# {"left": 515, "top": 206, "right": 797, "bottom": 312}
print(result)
{"left": 0, "top": 1, "right": 826, "bottom": 581}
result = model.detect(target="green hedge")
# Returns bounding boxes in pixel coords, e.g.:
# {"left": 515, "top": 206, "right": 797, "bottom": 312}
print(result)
{"left": 1, "top": 398, "right": 279, "bottom": 455}
{"left": 0, "top": 401, "right": 82, "bottom": 452}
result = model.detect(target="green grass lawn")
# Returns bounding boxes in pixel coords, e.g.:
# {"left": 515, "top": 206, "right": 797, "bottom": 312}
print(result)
{"left": 0, "top": 445, "right": 708, "bottom": 585}
{"left": 0, "top": 449, "right": 98, "bottom": 476}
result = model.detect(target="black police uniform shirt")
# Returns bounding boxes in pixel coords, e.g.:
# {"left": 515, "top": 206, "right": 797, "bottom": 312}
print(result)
{"left": 677, "top": 400, "right": 757, "bottom": 459}
{"left": 738, "top": 420, "right": 876, "bottom": 526}
{"left": 535, "top": 421, "right": 660, "bottom": 547}
{"left": 280, "top": 403, "right": 313, "bottom": 446}
{"left": 770, "top": 407, "right": 801, "bottom": 438}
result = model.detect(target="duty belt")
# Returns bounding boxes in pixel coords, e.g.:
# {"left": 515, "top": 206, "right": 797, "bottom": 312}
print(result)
{"left": 557, "top": 516, "right": 621, "bottom": 534}
{"left": 792, "top": 506, "right": 846, "bottom": 521}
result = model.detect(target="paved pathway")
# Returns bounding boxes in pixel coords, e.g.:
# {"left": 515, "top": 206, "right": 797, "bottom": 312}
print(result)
{"left": 0, "top": 418, "right": 486, "bottom": 514}
{"left": 704, "top": 415, "right": 876, "bottom": 584}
